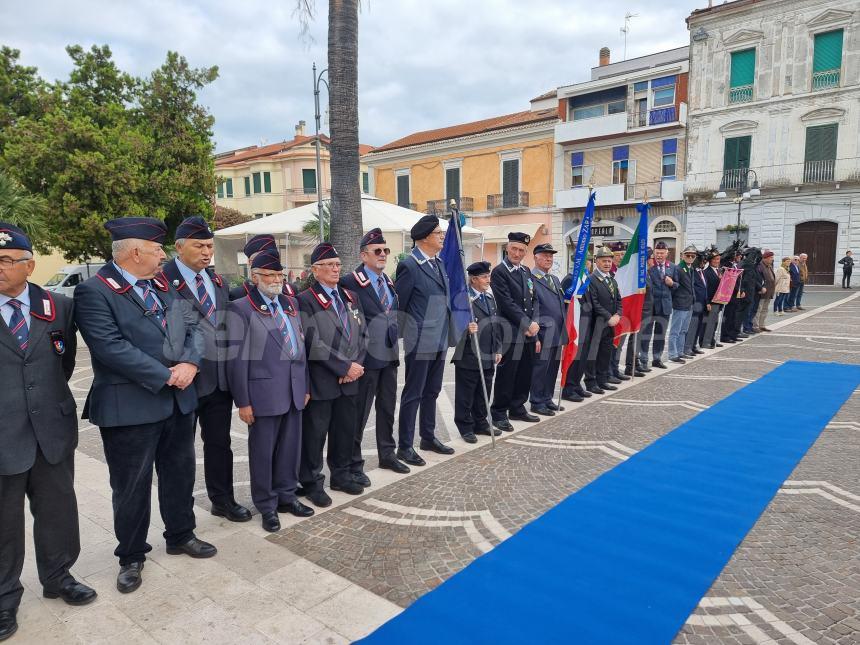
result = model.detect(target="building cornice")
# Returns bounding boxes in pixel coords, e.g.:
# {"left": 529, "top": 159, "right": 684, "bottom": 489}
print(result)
{"left": 558, "top": 61, "right": 689, "bottom": 99}
{"left": 688, "top": 84, "right": 860, "bottom": 121}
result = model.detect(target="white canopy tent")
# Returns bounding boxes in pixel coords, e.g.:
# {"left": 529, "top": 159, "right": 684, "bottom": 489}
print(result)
{"left": 214, "top": 194, "right": 484, "bottom": 281}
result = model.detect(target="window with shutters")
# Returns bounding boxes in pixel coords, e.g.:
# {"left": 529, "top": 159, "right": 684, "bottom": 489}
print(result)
{"left": 225, "top": 178, "right": 233, "bottom": 198}
{"left": 445, "top": 167, "right": 461, "bottom": 204}
{"left": 216, "top": 182, "right": 224, "bottom": 199}
{"left": 244, "top": 176, "right": 251, "bottom": 196}
{"left": 263, "top": 171, "right": 272, "bottom": 193}
{"left": 396, "top": 173, "right": 410, "bottom": 208}
{"left": 302, "top": 169, "right": 317, "bottom": 194}
{"left": 728, "top": 49, "right": 755, "bottom": 103}
{"left": 501, "top": 159, "right": 519, "bottom": 207}
{"left": 803, "top": 123, "right": 837, "bottom": 183}
{"left": 362, "top": 172, "right": 369, "bottom": 193}
{"left": 723, "top": 136, "right": 752, "bottom": 190}
{"left": 252, "top": 172, "right": 262, "bottom": 194}
{"left": 812, "top": 30, "right": 843, "bottom": 90}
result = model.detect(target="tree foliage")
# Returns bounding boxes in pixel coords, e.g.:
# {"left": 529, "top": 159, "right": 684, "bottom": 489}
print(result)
{"left": 0, "top": 45, "right": 218, "bottom": 261}
{"left": 0, "top": 169, "right": 50, "bottom": 251}
{"left": 213, "top": 204, "right": 251, "bottom": 230}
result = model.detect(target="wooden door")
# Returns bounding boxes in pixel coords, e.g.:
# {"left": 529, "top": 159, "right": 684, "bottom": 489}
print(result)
{"left": 794, "top": 221, "right": 837, "bottom": 284}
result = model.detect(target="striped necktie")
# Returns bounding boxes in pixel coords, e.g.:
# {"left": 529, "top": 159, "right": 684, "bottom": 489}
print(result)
{"left": 331, "top": 290, "right": 351, "bottom": 339}
{"left": 376, "top": 276, "right": 390, "bottom": 311}
{"left": 195, "top": 274, "right": 215, "bottom": 322}
{"left": 136, "top": 280, "right": 167, "bottom": 328}
{"left": 7, "top": 299, "right": 28, "bottom": 351}
{"left": 271, "top": 301, "right": 296, "bottom": 358}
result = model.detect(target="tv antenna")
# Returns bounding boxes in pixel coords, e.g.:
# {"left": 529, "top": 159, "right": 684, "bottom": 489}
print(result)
{"left": 620, "top": 12, "right": 638, "bottom": 60}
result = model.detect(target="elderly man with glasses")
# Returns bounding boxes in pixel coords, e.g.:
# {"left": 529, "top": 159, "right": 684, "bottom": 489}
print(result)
{"left": 666, "top": 245, "right": 697, "bottom": 363}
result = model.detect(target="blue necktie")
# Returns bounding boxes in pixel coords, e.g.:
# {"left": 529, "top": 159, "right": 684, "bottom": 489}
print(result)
{"left": 7, "top": 299, "right": 28, "bottom": 351}
{"left": 195, "top": 274, "right": 215, "bottom": 323}
{"left": 136, "top": 280, "right": 167, "bottom": 329}
{"left": 271, "top": 301, "right": 296, "bottom": 357}
{"left": 331, "top": 290, "right": 351, "bottom": 339}
{"left": 376, "top": 276, "right": 390, "bottom": 311}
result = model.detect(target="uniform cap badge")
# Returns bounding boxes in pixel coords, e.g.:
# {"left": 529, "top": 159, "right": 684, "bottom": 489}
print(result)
{"left": 0, "top": 232, "right": 10, "bottom": 246}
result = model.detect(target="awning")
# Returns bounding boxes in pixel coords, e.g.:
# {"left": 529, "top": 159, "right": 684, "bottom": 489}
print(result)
{"left": 477, "top": 222, "right": 542, "bottom": 243}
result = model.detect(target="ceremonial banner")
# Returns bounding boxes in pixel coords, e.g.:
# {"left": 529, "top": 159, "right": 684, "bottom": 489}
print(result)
{"left": 613, "top": 202, "right": 649, "bottom": 346}
{"left": 440, "top": 213, "right": 471, "bottom": 339}
{"left": 712, "top": 267, "right": 743, "bottom": 305}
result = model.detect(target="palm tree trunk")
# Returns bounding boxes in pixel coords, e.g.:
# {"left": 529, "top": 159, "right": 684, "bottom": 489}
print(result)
{"left": 328, "top": 0, "right": 362, "bottom": 271}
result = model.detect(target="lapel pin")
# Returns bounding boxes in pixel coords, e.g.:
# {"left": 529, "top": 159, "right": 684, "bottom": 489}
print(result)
{"left": 261, "top": 304, "right": 268, "bottom": 311}
{"left": 172, "top": 279, "right": 180, "bottom": 288}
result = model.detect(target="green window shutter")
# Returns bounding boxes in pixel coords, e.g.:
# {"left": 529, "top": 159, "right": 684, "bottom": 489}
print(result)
{"left": 813, "top": 30, "right": 843, "bottom": 73}
{"left": 723, "top": 136, "right": 751, "bottom": 170}
{"left": 226, "top": 178, "right": 233, "bottom": 198}
{"left": 244, "top": 176, "right": 251, "bottom": 196}
{"left": 445, "top": 167, "right": 460, "bottom": 202}
{"left": 217, "top": 182, "right": 224, "bottom": 198}
{"left": 502, "top": 160, "right": 519, "bottom": 196}
{"left": 730, "top": 49, "right": 756, "bottom": 87}
{"left": 253, "top": 172, "right": 261, "bottom": 194}
{"left": 302, "top": 169, "right": 317, "bottom": 193}
{"left": 396, "top": 175, "right": 410, "bottom": 207}
{"left": 362, "top": 172, "right": 369, "bottom": 193}
{"left": 804, "top": 124, "right": 838, "bottom": 162}
{"left": 263, "top": 172, "right": 271, "bottom": 193}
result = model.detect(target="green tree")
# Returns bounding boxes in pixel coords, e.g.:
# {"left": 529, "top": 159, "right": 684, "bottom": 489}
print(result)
{"left": 0, "top": 47, "right": 51, "bottom": 152}
{"left": 213, "top": 204, "right": 251, "bottom": 230}
{"left": 301, "top": 200, "right": 331, "bottom": 242}
{"left": 0, "top": 169, "right": 50, "bottom": 251}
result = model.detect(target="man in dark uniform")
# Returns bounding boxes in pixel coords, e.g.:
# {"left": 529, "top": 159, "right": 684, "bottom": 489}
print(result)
{"left": 0, "top": 224, "right": 96, "bottom": 640}
{"left": 161, "top": 216, "right": 251, "bottom": 523}
{"left": 229, "top": 234, "right": 296, "bottom": 301}
{"left": 394, "top": 215, "right": 454, "bottom": 465}
{"left": 490, "top": 231, "right": 541, "bottom": 431}
{"left": 341, "top": 229, "right": 410, "bottom": 476}
{"left": 297, "top": 243, "right": 367, "bottom": 507}
{"left": 721, "top": 248, "right": 746, "bottom": 343}
{"left": 701, "top": 247, "right": 723, "bottom": 349}
{"left": 560, "top": 256, "right": 594, "bottom": 403}
{"left": 226, "top": 250, "right": 313, "bottom": 532}
{"left": 451, "top": 261, "right": 502, "bottom": 443}
{"left": 667, "top": 245, "right": 696, "bottom": 363}
{"left": 74, "top": 217, "right": 215, "bottom": 595}
{"left": 685, "top": 250, "right": 709, "bottom": 357}
{"left": 639, "top": 241, "right": 676, "bottom": 369}
{"left": 529, "top": 243, "right": 566, "bottom": 416}
{"left": 584, "top": 246, "right": 623, "bottom": 394}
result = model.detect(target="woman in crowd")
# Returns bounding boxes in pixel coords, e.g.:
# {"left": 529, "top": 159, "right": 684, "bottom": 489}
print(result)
{"left": 773, "top": 257, "right": 791, "bottom": 315}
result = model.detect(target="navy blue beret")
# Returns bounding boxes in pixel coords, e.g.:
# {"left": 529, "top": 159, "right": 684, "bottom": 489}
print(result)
{"left": 311, "top": 243, "right": 339, "bottom": 264}
{"left": 410, "top": 215, "right": 439, "bottom": 241}
{"left": 243, "top": 234, "right": 277, "bottom": 258}
{"left": 508, "top": 231, "right": 531, "bottom": 245}
{"left": 104, "top": 217, "right": 167, "bottom": 243}
{"left": 0, "top": 222, "right": 32, "bottom": 252}
{"left": 250, "top": 249, "right": 283, "bottom": 271}
{"left": 360, "top": 228, "right": 386, "bottom": 248}
{"left": 176, "top": 216, "right": 213, "bottom": 240}
{"left": 467, "top": 261, "right": 491, "bottom": 276}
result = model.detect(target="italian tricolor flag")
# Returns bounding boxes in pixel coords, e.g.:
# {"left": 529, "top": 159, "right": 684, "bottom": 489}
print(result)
{"left": 613, "top": 203, "right": 649, "bottom": 346}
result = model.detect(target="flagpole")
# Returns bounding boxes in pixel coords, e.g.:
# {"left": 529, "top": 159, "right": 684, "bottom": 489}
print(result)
{"left": 449, "top": 199, "right": 495, "bottom": 449}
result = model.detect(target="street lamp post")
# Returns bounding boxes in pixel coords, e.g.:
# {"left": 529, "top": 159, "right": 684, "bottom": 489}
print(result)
{"left": 715, "top": 168, "right": 761, "bottom": 242}
{"left": 313, "top": 62, "right": 329, "bottom": 243}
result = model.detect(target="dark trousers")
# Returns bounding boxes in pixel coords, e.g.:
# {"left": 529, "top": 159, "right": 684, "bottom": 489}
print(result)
{"left": 195, "top": 388, "right": 235, "bottom": 505}
{"left": 563, "top": 327, "right": 591, "bottom": 393}
{"left": 744, "top": 294, "right": 761, "bottom": 330}
{"left": 734, "top": 299, "right": 752, "bottom": 334}
{"left": 530, "top": 343, "right": 561, "bottom": 406}
{"left": 100, "top": 407, "right": 196, "bottom": 565}
{"left": 721, "top": 300, "right": 739, "bottom": 340}
{"left": 584, "top": 323, "right": 614, "bottom": 388}
{"left": 354, "top": 362, "right": 397, "bottom": 467}
{"left": 398, "top": 351, "right": 445, "bottom": 447}
{"left": 249, "top": 409, "right": 301, "bottom": 514}
{"left": 301, "top": 395, "right": 357, "bottom": 492}
{"left": 686, "top": 307, "right": 705, "bottom": 353}
{"left": 787, "top": 285, "right": 801, "bottom": 308}
{"left": 639, "top": 313, "right": 669, "bottom": 363}
{"left": 0, "top": 449, "right": 79, "bottom": 610}
{"left": 624, "top": 332, "right": 637, "bottom": 371}
{"left": 702, "top": 304, "right": 721, "bottom": 346}
{"left": 454, "top": 363, "right": 493, "bottom": 436}
{"left": 843, "top": 269, "right": 852, "bottom": 288}
{"left": 612, "top": 334, "right": 636, "bottom": 375}
{"left": 491, "top": 341, "right": 536, "bottom": 421}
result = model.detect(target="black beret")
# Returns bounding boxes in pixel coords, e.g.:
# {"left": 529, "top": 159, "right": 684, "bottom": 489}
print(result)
{"left": 250, "top": 249, "right": 283, "bottom": 271}
{"left": 0, "top": 222, "right": 32, "bottom": 252}
{"left": 654, "top": 241, "right": 668, "bottom": 250}
{"left": 467, "top": 261, "right": 491, "bottom": 276}
{"left": 243, "top": 234, "right": 277, "bottom": 258}
{"left": 104, "top": 217, "right": 167, "bottom": 243}
{"left": 176, "top": 216, "right": 213, "bottom": 240}
{"left": 533, "top": 243, "right": 558, "bottom": 255}
{"left": 360, "top": 227, "right": 386, "bottom": 248}
{"left": 311, "top": 242, "right": 339, "bottom": 264}
{"left": 507, "top": 231, "right": 531, "bottom": 245}
{"left": 411, "top": 215, "right": 440, "bottom": 241}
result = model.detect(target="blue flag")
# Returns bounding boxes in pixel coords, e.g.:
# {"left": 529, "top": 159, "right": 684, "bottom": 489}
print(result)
{"left": 564, "top": 191, "right": 596, "bottom": 299}
{"left": 635, "top": 202, "right": 650, "bottom": 289}
{"left": 439, "top": 215, "right": 472, "bottom": 339}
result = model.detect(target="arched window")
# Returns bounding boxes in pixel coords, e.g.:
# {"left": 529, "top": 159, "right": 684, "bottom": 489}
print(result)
{"left": 654, "top": 220, "right": 677, "bottom": 233}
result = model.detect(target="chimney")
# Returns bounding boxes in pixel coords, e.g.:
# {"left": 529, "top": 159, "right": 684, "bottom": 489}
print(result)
{"left": 599, "top": 47, "right": 611, "bottom": 67}
{"left": 295, "top": 120, "right": 306, "bottom": 137}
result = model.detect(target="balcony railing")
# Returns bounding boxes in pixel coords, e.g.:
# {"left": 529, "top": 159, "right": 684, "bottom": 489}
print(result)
{"left": 803, "top": 159, "right": 836, "bottom": 183}
{"left": 425, "top": 197, "right": 475, "bottom": 215}
{"left": 812, "top": 69, "right": 840, "bottom": 91}
{"left": 728, "top": 84, "right": 754, "bottom": 104}
{"left": 628, "top": 105, "right": 677, "bottom": 128}
{"left": 721, "top": 168, "right": 752, "bottom": 192}
{"left": 487, "top": 192, "right": 529, "bottom": 210}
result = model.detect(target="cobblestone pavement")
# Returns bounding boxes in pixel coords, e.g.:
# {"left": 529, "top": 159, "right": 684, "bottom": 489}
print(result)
{"left": 18, "top": 287, "right": 860, "bottom": 643}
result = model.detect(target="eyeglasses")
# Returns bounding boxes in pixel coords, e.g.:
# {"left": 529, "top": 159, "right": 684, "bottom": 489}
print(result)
{"left": 0, "top": 256, "right": 31, "bottom": 269}
{"left": 371, "top": 248, "right": 391, "bottom": 256}
{"left": 314, "top": 262, "right": 342, "bottom": 269}
{"left": 431, "top": 230, "right": 445, "bottom": 237}
{"left": 252, "top": 271, "right": 284, "bottom": 280}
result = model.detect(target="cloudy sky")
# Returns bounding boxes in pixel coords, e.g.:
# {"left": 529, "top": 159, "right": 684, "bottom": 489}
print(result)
{"left": 3, "top": 0, "right": 702, "bottom": 152}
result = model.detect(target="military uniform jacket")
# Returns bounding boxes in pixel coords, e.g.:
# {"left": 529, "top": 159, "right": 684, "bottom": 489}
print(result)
{"left": 490, "top": 260, "right": 540, "bottom": 345}
{"left": 229, "top": 280, "right": 295, "bottom": 302}
{"left": 0, "top": 285, "right": 77, "bottom": 475}
{"left": 298, "top": 282, "right": 367, "bottom": 401}
{"left": 532, "top": 270, "right": 568, "bottom": 347}
{"left": 161, "top": 260, "right": 229, "bottom": 398}
{"left": 341, "top": 266, "right": 399, "bottom": 370}
{"left": 74, "top": 264, "right": 203, "bottom": 428}
{"left": 671, "top": 263, "right": 695, "bottom": 311}
{"left": 451, "top": 290, "right": 502, "bottom": 371}
{"left": 226, "top": 285, "right": 308, "bottom": 416}
{"left": 647, "top": 262, "right": 678, "bottom": 316}
{"left": 587, "top": 270, "right": 623, "bottom": 322}
{"left": 394, "top": 249, "right": 452, "bottom": 355}
{"left": 704, "top": 266, "right": 722, "bottom": 304}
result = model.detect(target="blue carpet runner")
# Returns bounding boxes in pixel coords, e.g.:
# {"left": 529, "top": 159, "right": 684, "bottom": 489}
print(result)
{"left": 358, "top": 361, "right": 860, "bottom": 644}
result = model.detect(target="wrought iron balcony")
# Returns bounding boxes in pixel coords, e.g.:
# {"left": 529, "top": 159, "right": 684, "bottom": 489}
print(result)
{"left": 628, "top": 105, "right": 677, "bottom": 128}
{"left": 812, "top": 69, "right": 840, "bottom": 91}
{"left": 728, "top": 85, "right": 754, "bottom": 104}
{"left": 487, "top": 192, "right": 529, "bottom": 210}
{"left": 803, "top": 159, "right": 836, "bottom": 183}
{"left": 425, "top": 197, "right": 474, "bottom": 215}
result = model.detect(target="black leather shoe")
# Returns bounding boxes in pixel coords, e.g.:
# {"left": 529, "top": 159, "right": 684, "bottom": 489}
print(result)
{"left": 397, "top": 448, "right": 426, "bottom": 466}
{"left": 308, "top": 489, "right": 333, "bottom": 507}
{"left": 669, "top": 357, "right": 685, "bottom": 363}
{"left": 623, "top": 367, "right": 634, "bottom": 376}
{"left": 331, "top": 480, "right": 364, "bottom": 495}
{"left": 737, "top": 332, "right": 749, "bottom": 338}
{"left": 692, "top": 348, "right": 705, "bottom": 355}
{"left": 633, "top": 370, "right": 646, "bottom": 377}
{"left": 585, "top": 385, "right": 605, "bottom": 395}
{"left": 574, "top": 386, "right": 592, "bottom": 398}
{"left": 116, "top": 562, "right": 144, "bottom": 594}
{"left": 493, "top": 419, "right": 514, "bottom": 432}
{"left": 723, "top": 338, "right": 737, "bottom": 343}
{"left": 605, "top": 376, "right": 623, "bottom": 384}
{"left": 509, "top": 412, "right": 540, "bottom": 422}
{"left": 278, "top": 499, "right": 314, "bottom": 517}
{"left": 652, "top": 360, "right": 667, "bottom": 369}
{"left": 597, "top": 383, "right": 618, "bottom": 391}
{"left": 379, "top": 455, "right": 411, "bottom": 473}
{"left": 0, "top": 609, "right": 16, "bottom": 641}
{"left": 562, "top": 392, "right": 583, "bottom": 403}
{"left": 614, "top": 373, "right": 631, "bottom": 381}
{"left": 261, "top": 511, "right": 280, "bottom": 532}
{"left": 166, "top": 537, "right": 217, "bottom": 559}
{"left": 43, "top": 579, "right": 97, "bottom": 606}
{"left": 211, "top": 500, "right": 252, "bottom": 523}
{"left": 352, "top": 472, "right": 372, "bottom": 487}
{"left": 637, "top": 362, "right": 652, "bottom": 373}
{"left": 474, "top": 426, "right": 502, "bottom": 437}
{"left": 530, "top": 406, "right": 555, "bottom": 416}
{"left": 461, "top": 432, "right": 478, "bottom": 443}
{"left": 683, "top": 353, "right": 696, "bottom": 359}
{"left": 420, "top": 437, "right": 455, "bottom": 455}
{"left": 546, "top": 402, "right": 564, "bottom": 412}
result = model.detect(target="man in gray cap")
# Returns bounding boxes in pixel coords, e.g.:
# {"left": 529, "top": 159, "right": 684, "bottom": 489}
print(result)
{"left": 529, "top": 243, "right": 566, "bottom": 415}
{"left": 667, "top": 245, "right": 697, "bottom": 363}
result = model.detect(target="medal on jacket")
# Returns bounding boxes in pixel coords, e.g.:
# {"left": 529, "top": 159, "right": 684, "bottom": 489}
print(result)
{"left": 527, "top": 278, "right": 534, "bottom": 294}
{"left": 50, "top": 330, "right": 66, "bottom": 355}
